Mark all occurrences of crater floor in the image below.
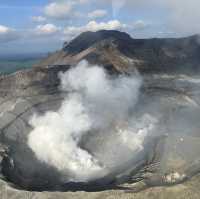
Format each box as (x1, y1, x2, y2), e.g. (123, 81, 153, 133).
(1, 68, 200, 198)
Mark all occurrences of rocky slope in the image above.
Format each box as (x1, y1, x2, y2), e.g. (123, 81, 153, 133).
(38, 30, 200, 74)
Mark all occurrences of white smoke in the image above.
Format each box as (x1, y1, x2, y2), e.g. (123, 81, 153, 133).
(28, 60, 157, 182)
(111, 0, 127, 18)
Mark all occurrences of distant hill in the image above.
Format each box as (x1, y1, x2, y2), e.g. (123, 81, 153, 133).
(38, 30, 200, 74)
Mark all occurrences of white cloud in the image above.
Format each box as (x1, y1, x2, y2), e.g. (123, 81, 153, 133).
(164, 0, 200, 34)
(86, 20, 126, 31)
(63, 20, 127, 41)
(120, 0, 200, 34)
(35, 24, 60, 35)
(0, 25, 20, 43)
(44, 2, 73, 19)
(78, 0, 89, 4)
(88, 9, 107, 19)
(32, 16, 46, 23)
(108, 0, 200, 34)
(5, 0, 200, 52)
(64, 20, 126, 39)
(133, 20, 147, 30)
(0, 25, 11, 34)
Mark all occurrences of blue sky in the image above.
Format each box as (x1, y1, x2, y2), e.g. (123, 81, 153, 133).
(0, 0, 199, 55)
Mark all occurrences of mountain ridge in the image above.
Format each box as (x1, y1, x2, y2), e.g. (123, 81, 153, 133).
(37, 30, 200, 74)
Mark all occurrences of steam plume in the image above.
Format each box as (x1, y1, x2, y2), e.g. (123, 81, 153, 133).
(28, 61, 157, 182)
(111, 0, 126, 18)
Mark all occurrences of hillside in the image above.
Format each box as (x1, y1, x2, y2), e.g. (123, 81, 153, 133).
(38, 30, 200, 74)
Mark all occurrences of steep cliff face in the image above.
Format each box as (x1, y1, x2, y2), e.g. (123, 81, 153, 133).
(38, 30, 200, 73)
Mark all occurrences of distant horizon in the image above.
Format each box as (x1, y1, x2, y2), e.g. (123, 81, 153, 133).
(0, 52, 48, 59)
(0, 0, 200, 55)
(1, 29, 199, 57)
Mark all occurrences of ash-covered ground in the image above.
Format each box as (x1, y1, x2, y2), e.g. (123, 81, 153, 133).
(0, 60, 200, 198)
